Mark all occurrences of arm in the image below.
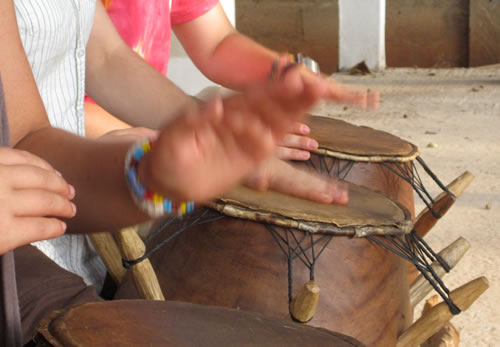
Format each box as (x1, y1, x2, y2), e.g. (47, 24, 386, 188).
(85, 2, 196, 129)
(1, 0, 334, 235)
(173, 3, 277, 91)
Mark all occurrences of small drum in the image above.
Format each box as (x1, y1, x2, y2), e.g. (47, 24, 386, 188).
(35, 300, 363, 346)
(116, 183, 414, 347)
(304, 116, 452, 224)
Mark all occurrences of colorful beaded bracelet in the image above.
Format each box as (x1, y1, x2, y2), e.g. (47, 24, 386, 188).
(124, 138, 195, 218)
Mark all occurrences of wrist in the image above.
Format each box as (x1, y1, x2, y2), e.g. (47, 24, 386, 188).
(269, 53, 320, 80)
(125, 138, 194, 217)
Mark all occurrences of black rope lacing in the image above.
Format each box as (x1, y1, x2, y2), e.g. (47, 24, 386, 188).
(122, 208, 224, 269)
(368, 231, 461, 315)
(266, 225, 333, 306)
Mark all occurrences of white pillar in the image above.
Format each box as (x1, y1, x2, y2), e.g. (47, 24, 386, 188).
(167, 1, 235, 95)
(338, 0, 386, 72)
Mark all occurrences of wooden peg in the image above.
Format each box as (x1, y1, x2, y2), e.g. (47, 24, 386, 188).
(289, 280, 320, 323)
(397, 276, 489, 347)
(89, 232, 127, 285)
(414, 171, 474, 239)
(421, 295, 460, 347)
(410, 237, 470, 309)
(117, 226, 165, 301)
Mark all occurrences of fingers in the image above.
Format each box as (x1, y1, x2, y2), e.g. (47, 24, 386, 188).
(0, 147, 55, 172)
(279, 134, 318, 151)
(290, 122, 311, 135)
(12, 190, 76, 219)
(325, 77, 380, 110)
(9, 217, 67, 247)
(267, 161, 349, 205)
(276, 146, 311, 161)
(4, 165, 75, 199)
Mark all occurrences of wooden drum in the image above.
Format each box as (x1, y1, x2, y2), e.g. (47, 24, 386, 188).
(115, 184, 414, 347)
(34, 300, 363, 346)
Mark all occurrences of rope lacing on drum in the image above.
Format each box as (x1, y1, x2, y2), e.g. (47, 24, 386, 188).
(265, 225, 333, 305)
(379, 157, 452, 219)
(307, 155, 355, 180)
(368, 231, 461, 315)
(122, 209, 224, 269)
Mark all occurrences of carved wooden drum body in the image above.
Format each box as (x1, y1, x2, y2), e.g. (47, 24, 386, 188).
(116, 183, 414, 347)
(115, 116, 458, 346)
(35, 300, 364, 347)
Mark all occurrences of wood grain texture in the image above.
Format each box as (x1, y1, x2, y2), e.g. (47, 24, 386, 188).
(397, 277, 489, 347)
(117, 227, 164, 301)
(88, 232, 126, 285)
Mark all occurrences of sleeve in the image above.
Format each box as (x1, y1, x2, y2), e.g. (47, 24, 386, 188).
(171, 0, 219, 25)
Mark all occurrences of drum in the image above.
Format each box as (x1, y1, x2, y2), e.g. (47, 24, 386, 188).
(305, 116, 452, 225)
(34, 300, 364, 346)
(303, 116, 456, 284)
(115, 183, 414, 347)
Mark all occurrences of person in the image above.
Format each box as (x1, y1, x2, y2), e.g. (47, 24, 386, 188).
(86, 0, 377, 161)
(6, 0, 372, 296)
(1, 0, 361, 342)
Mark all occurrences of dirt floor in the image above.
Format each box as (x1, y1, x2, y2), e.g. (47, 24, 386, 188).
(314, 67, 500, 346)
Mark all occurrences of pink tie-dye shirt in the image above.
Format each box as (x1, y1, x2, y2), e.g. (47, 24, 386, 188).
(104, 0, 219, 75)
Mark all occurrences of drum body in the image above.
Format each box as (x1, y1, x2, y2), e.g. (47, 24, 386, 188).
(35, 300, 363, 346)
(116, 184, 414, 346)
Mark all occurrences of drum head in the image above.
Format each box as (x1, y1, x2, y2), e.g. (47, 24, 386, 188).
(212, 183, 413, 237)
(36, 300, 363, 347)
(307, 116, 419, 162)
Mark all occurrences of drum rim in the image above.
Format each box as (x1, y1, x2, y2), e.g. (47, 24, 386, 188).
(308, 115, 420, 162)
(313, 145, 419, 163)
(209, 196, 413, 237)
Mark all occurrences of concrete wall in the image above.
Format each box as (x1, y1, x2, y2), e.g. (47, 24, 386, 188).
(236, 0, 339, 74)
(237, 0, 500, 69)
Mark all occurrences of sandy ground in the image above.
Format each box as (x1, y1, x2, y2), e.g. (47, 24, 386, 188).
(314, 67, 500, 346)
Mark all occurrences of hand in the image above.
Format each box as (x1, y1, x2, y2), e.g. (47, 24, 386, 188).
(139, 67, 331, 203)
(245, 157, 348, 205)
(0, 148, 76, 254)
(98, 127, 158, 143)
(297, 66, 380, 109)
(276, 122, 318, 161)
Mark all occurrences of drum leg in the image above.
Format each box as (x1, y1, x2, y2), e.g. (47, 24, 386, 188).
(397, 277, 489, 347)
(89, 232, 127, 285)
(117, 226, 165, 301)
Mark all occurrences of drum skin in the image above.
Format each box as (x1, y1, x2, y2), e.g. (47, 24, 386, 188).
(35, 300, 364, 347)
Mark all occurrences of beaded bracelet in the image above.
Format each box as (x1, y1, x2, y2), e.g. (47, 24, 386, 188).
(124, 138, 195, 218)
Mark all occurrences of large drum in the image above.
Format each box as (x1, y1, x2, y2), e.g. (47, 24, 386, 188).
(34, 300, 363, 346)
(116, 183, 414, 347)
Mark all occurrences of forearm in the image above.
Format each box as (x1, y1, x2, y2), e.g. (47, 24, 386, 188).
(197, 32, 278, 91)
(15, 127, 150, 233)
(85, 1, 196, 129)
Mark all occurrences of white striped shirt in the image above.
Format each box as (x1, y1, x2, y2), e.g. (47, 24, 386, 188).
(15, 0, 107, 291)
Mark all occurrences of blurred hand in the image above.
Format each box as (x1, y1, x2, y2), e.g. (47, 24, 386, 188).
(245, 157, 348, 205)
(0, 148, 76, 254)
(139, 67, 331, 203)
